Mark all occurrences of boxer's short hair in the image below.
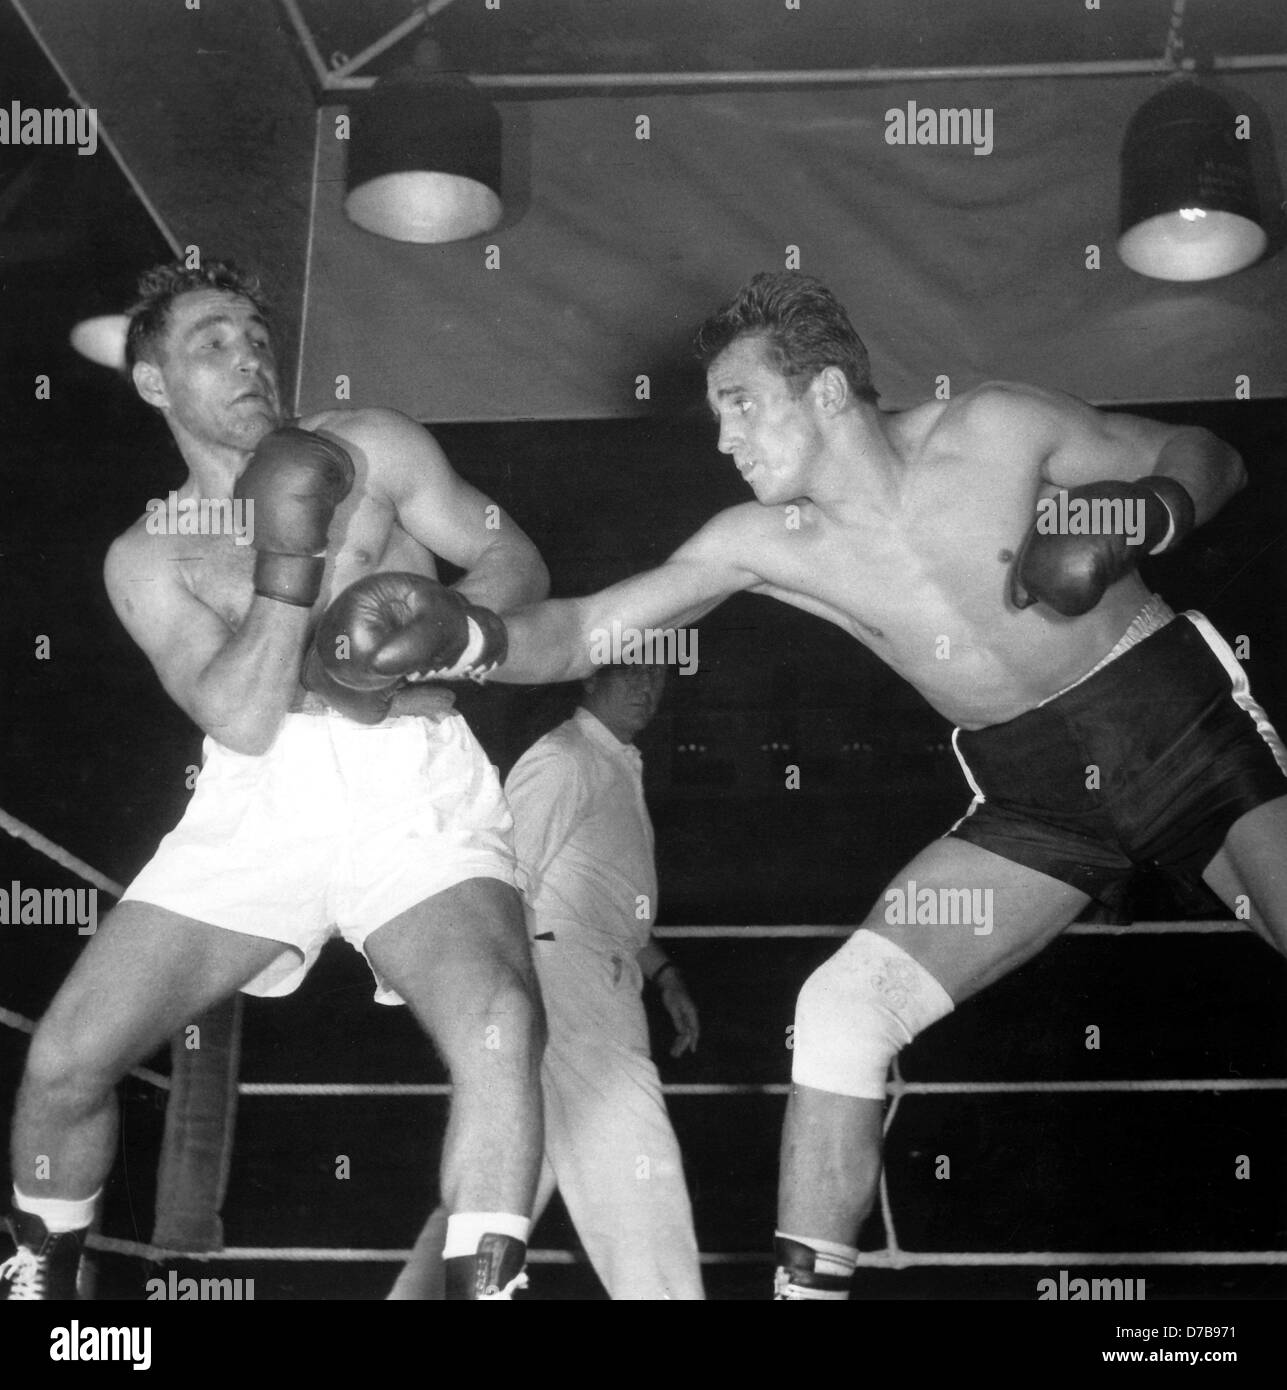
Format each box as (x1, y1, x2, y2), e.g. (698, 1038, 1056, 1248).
(125, 259, 272, 370)
(693, 271, 878, 405)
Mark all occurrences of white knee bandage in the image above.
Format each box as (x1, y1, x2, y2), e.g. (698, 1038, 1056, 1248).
(791, 930, 954, 1099)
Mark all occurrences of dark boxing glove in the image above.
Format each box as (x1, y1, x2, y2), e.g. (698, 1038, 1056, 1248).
(303, 572, 508, 724)
(300, 646, 397, 725)
(1009, 476, 1194, 617)
(234, 427, 355, 607)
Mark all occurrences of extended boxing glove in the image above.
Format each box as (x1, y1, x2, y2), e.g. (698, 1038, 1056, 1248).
(303, 571, 508, 724)
(234, 427, 355, 607)
(1009, 476, 1194, 617)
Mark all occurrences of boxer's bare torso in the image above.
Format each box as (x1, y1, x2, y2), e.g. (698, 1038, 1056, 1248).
(705, 392, 1151, 729)
(500, 333, 1235, 730)
(107, 409, 448, 717)
(102, 287, 539, 748)
(113, 410, 438, 634)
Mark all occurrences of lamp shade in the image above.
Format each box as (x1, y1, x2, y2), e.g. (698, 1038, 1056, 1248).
(344, 76, 503, 243)
(69, 313, 129, 370)
(1118, 81, 1267, 281)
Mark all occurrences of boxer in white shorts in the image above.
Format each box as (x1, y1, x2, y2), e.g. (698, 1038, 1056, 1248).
(121, 711, 517, 1005)
(3, 259, 547, 1302)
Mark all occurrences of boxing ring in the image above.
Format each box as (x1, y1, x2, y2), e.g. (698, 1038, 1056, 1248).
(3, 805, 1286, 1293)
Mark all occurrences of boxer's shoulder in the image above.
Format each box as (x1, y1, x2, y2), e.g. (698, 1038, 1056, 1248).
(895, 382, 1076, 490)
(296, 407, 452, 498)
(906, 381, 1040, 447)
(946, 380, 1100, 454)
(103, 525, 143, 604)
(297, 404, 373, 432)
(105, 513, 184, 584)
(296, 405, 433, 449)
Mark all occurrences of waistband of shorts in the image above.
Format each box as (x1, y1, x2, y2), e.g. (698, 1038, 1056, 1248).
(957, 599, 1214, 755)
(290, 689, 348, 716)
(1033, 593, 1176, 709)
(205, 709, 452, 758)
(288, 687, 459, 720)
(280, 709, 444, 727)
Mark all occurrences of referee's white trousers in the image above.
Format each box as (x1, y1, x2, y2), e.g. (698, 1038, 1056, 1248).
(531, 934, 704, 1300)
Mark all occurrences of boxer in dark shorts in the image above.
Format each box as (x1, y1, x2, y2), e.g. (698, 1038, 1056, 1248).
(489, 271, 1287, 1298)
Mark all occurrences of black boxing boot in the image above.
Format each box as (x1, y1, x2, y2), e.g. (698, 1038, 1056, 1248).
(0, 1210, 86, 1300)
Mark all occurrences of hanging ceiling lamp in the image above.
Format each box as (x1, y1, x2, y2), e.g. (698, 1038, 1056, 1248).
(69, 313, 129, 370)
(1117, 78, 1268, 282)
(343, 40, 502, 244)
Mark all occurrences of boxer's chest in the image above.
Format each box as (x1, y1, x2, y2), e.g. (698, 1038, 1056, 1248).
(173, 496, 436, 629)
(322, 496, 437, 605)
(759, 504, 1012, 647)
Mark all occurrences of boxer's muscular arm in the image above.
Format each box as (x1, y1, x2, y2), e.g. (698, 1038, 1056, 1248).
(319, 408, 549, 611)
(104, 533, 308, 754)
(977, 382, 1246, 524)
(493, 507, 761, 684)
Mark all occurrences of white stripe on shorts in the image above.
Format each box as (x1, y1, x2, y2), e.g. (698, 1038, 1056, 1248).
(1183, 610, 1287, 777)
(948, 727, 986, 831)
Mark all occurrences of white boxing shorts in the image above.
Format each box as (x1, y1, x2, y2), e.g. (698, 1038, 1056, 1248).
(120, 712, 518, 1004)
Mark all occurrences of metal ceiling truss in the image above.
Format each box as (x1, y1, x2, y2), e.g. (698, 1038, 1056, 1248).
(278, 0, 1287, 96)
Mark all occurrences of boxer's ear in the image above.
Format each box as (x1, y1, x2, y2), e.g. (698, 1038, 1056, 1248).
(132, 358, 168, 411)
(813, 365, 849, 415)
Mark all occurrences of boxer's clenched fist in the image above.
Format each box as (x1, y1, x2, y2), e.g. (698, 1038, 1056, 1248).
(234, 427, 355, 607)
(1009, 476, 1194, 617)
(303, 572, 508, 724)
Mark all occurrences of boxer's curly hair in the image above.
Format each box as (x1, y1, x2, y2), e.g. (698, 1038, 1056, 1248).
(125, 259, 271, 371)
(693, 271, 878, 405)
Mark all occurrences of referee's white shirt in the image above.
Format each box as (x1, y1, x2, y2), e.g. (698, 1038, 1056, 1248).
(506, 707, 657, 956)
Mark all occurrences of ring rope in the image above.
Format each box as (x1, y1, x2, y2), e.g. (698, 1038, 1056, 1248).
(2, 1010, 1282, 1100)
(0, 1006, 170, 1090)
(0, 807, 124, 897)
(233, 1077, 1287, 1097)
(87, 1232, 1287, 1268)
(653, 922, 1251, 937)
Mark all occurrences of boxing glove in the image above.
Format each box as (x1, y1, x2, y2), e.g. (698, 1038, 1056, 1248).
(1009, 476, 1194, 617)
(299, 646, 397, 725)
(303, 572, 508, 724)
(234, 427, 355, 607)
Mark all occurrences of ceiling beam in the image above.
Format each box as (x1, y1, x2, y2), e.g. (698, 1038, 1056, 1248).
(273, 0, 1287, 97)
(319, 55, 1287, 95)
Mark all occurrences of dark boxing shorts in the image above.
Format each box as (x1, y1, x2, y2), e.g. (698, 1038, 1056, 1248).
(948, 607, 1287, 913)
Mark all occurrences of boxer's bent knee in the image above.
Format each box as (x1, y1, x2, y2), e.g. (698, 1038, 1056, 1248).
(791, 930, 954, 1099)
